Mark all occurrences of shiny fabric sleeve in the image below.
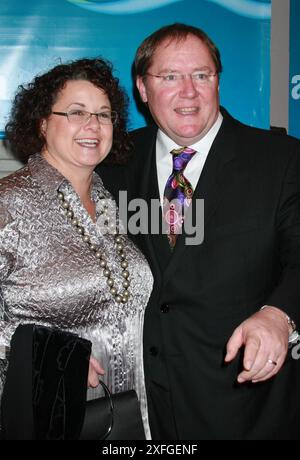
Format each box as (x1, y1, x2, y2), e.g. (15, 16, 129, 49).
(0, 204, 19, 344)
(0, 203, 19, 405)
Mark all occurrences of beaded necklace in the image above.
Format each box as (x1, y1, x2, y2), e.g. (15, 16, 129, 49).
(57, 191, 130, 303)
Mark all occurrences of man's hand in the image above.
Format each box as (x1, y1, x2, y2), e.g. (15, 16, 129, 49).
(225, 306, 290, 383)
(88, 355, 105, 388)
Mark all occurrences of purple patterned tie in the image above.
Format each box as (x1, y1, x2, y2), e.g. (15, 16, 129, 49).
(163, 147, 197, 248)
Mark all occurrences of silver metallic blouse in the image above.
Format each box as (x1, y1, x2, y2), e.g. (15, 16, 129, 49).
(0, 153, 153, 438)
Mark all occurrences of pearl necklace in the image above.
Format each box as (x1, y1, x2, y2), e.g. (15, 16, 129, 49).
(57, 190, 130, 303)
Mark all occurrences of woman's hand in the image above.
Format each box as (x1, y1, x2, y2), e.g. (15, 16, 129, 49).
(88, 355, 105, 388)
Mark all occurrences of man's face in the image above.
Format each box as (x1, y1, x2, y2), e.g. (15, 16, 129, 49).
(136, 34, 220, 146)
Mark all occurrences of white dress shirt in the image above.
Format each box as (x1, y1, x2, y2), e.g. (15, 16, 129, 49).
(156, 112, 223, 203)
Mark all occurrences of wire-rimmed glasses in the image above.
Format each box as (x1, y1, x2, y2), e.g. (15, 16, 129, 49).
(52, 109, 118, 125)
(146, 72, 217, 87)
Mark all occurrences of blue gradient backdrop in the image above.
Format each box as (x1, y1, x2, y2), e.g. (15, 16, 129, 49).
(0, 0, 271, 138)
(289, 0, 300, 139)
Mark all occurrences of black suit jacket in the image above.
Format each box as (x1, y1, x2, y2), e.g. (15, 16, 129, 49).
(98, 108, 300, 439)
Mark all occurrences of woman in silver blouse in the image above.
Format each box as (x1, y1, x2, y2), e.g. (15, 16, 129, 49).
(0, 58, 153, 438)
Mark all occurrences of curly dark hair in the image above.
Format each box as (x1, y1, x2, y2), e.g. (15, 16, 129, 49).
(5, 57, 131, 165)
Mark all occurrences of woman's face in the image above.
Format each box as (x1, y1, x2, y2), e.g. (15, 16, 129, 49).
(41, 80, 113, 172)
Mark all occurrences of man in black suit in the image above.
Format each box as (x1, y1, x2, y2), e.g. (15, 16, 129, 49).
(98, 23, 300, 439)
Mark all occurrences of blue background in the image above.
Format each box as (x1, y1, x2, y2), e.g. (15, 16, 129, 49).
(289, 0, 300, 139)
(0, 0, 271, 138)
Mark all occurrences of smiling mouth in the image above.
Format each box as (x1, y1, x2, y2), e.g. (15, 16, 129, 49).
(75, 138, 100, 148)
(174, 107, 199, 115)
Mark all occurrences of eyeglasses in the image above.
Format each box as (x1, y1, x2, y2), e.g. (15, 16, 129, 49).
(52, 109, 118, 125)
(146, 72, 217, 86)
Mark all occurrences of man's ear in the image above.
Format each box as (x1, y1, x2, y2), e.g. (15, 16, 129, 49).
(136, 77, 148, 103)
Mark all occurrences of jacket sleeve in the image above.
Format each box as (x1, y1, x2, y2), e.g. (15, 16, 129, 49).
(266, 138, 300, 323)
(0, 203, 19, 349)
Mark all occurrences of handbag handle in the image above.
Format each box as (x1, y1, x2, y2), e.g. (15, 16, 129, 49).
(98, 380, 114, 440)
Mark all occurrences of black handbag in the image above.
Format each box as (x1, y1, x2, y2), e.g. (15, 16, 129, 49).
(1, 324, 145, 440)
(80, 380, 145, 440)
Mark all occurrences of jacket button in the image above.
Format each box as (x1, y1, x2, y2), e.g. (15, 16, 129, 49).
(160, 304, 170, 313)
(149, 346, 159, 356)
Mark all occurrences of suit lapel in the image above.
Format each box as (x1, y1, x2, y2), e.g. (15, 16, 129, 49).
(193, 111, 238, 225)
(130, 127, 168, 280)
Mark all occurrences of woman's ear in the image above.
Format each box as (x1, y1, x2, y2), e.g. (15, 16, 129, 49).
(40, 119, 47, 136)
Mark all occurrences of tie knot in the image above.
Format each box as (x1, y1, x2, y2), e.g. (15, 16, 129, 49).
(170, 146, 196, 172)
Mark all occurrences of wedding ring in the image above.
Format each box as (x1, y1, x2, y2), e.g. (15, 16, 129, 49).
(267, 359, 277, 366)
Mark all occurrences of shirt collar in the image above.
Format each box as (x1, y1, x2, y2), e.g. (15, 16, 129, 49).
(28, 152, 103, 200)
